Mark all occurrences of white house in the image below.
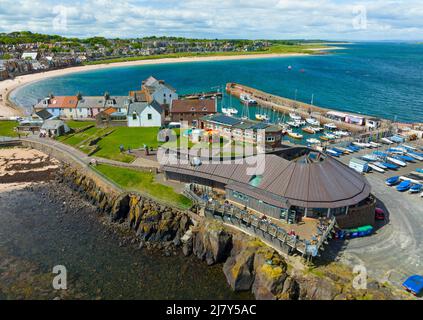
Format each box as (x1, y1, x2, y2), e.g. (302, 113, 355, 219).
(21, 52, 39, 60)
(127, 100, 163, 127)
(142, 76, 178, 105)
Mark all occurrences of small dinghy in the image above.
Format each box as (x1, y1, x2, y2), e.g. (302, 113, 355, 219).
(368, 163, 385, 173)
(409, 184, 423, 194)
(386, 176, 400, 186)
(381, 137, 394, 145)
(408, 152, 423, 161)
(361, 154, 378, 162)
(396, 180, 412, 192)
(387, 157, 407, 167)
(398, 155, 415, 162)
(374, 162, 388, 169)
(382, 162, 399, 170)
(326, 149, 341, 157)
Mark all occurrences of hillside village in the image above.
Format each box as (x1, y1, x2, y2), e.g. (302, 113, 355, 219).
(0, 32, 279, 80)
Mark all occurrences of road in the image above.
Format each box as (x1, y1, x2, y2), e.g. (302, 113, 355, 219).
(329, 141, 423, 288)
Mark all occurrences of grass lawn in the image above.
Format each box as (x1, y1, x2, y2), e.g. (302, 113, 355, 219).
(0, 121, 18, 137)
(58, 126, 101, 146)
(94, 127, 161, 163)
(95, 164, 192, 209)
(65, 120, 95, 130)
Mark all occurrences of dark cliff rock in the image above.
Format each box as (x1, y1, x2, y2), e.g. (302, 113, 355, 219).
(192, 221, 233, 265)
(57, 165, 404, 301)
(58, 166, 193, 245)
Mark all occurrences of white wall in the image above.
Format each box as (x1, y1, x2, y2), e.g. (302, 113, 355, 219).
(152, 86, 178, 105)
(127, 105, 162, 127)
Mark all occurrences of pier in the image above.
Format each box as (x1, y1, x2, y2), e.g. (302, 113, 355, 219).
(226, 82, 392, 134)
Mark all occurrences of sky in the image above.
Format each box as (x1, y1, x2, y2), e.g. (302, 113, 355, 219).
(0, 0, 422, 41)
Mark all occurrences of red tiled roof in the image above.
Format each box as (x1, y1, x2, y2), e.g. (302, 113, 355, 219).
(104, 107, 117, 115)
(171, 99, 216, 114)
(48, 96, 78, 109)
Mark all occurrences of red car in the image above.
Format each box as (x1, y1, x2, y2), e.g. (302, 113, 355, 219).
(375, 208, 385, 220)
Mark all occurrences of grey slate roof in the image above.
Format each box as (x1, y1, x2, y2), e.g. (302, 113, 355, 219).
(77, 96, 105, 109)
(128, 99, 162, 115)
(35, 109, 53, 120)
(162, 154, 371, 209)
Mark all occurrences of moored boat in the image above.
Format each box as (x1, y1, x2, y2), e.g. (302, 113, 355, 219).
(255, 114, 269, 121)
(302, 126, 316, 134)
(306, 118, 320, 126)
(324, 123, 337, 130)
(287, 130, 303, 139)
(333, 130, 350, 137)
(287, 121, 301, 128)
(306, 138, 321, 145)
(289, 112, 302, 121)
(240, 93, 257, 106)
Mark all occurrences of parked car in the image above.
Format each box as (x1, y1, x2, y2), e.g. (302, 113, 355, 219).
(375, 208, 385, 221)
(402, 275, 423, 296)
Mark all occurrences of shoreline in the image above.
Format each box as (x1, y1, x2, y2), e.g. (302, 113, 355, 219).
(0, 52, 311, 118)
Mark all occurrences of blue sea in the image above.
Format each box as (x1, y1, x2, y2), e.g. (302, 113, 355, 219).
(11, 42, 423, 123)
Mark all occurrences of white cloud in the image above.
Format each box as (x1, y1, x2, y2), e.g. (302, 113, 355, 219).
(0, 0, 422, 40)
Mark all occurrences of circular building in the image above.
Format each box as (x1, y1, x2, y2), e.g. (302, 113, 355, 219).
(162, 151, 376, 229)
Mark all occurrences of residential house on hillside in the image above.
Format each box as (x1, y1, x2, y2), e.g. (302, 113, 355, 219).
(76, 96, 106, 118)
(0, 60, 8, 80)
(96, 107, 127, 127)
(141, 76, 178, 105)
(21, 52, 40, 60)
(127, 100, 163, 127)
(40, 120, 70, 137)
(170, 99, 217, 126)
(34, 96, 79, 118)
(34, 94, 130, 119)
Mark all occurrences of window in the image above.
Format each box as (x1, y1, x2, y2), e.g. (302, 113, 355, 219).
(266, 136, 275, 142)
(132, 113, 137, 120)
(147, 113, 152, 120)
(233, 191, 249, 202)
(248, 175, 263, 187)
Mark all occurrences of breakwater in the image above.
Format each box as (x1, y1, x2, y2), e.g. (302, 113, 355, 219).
(226, 82, 391, 134)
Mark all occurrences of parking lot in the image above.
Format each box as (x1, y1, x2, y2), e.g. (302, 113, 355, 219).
(328, 141, 423, 289)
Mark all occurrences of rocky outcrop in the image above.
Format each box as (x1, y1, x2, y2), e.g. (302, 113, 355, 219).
(58, 166, 193, 245)
(57, 165, 404, 301)
(191, 221, 233, 265)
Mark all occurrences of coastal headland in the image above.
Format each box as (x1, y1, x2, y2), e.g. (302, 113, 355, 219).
(0, 139, 411, 300)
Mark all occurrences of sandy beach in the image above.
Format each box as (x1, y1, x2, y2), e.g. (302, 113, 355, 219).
(0, 52, 310, 118)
